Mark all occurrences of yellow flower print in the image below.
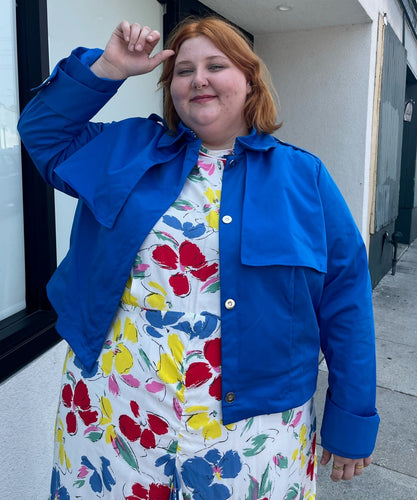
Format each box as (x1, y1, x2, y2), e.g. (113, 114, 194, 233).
(121, 276, 139, 307)
(185, 405, 222, 440)
(157, 334, 185, 401)
(99, 396, 117, 444)
(123, 317, 138, 343)
(204, 187, 221, 230)
(304, 491, 316, 500)
(55, 417, 71, 471)
(145, 281, 170, 310)
(62, 348, 74, 375)
(292, 423, 308, 468)
(101, 318, 134, 376)
(299, 424, 308, 449)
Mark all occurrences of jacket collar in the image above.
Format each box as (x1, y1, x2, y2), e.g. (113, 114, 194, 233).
(156, 116, 278, 153)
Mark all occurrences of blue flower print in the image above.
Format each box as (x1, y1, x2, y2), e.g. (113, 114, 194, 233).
(50, 467, 70, 500)
(173, 311, 220, 339)
(74, 456, 115, 495)
(162, 215, 206, 239)
(145, 310, 185, 338)
(182, 449, 242, 500)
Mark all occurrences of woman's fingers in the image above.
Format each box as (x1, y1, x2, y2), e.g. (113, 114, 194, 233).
(322, 450, 372, 482)
(119, 20, 131, 43)
(330, 457, 371, 482)
(95, 21, 174, 78)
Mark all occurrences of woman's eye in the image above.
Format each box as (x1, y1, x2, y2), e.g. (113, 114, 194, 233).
(209, 65, 224, 71)
(177, 69, 193, 76)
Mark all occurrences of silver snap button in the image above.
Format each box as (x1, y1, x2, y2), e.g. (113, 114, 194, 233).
(222, 215, 232, 224)
(225, 392, 235, 403)
(225, 299, 236, 310)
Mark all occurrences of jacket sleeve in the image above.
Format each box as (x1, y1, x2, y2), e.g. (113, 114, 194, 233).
(17, 47, 124, 196)
(317, 162, 380, 459)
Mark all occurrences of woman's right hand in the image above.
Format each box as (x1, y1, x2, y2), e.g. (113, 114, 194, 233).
(90, 21, 175, 80)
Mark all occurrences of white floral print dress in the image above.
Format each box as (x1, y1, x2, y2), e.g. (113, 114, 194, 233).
(50, 146, 317, 500)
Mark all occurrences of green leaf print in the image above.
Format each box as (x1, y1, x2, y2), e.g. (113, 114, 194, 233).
(246, 475, 259, 499)
(284, 484, 300, 500)
(188, 173, 208, 183)
(202, 281, 221, 294)
(167, 440, 179, 454)
(281, 409, 294, 425)
(259, 466, 273, 497)
(114, 434, 139, 471)
(132, 254, 148, 279)
(171, 199, 195, 211)
(85, 430, 104, 442)
(243, 433, 269, 457)
(73, 479, 85, 488)
(275, 453, 289, 469)
(152, 230, 179, 247)
(240, 417, 254, 437)
(138, 348, 152, 369)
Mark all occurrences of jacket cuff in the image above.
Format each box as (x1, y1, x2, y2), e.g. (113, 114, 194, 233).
(34, 47, 124, 122)
(320, 391, 380, 459)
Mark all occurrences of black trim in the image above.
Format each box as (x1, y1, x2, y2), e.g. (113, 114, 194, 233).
(164, 0, 253, 44)
(0, 0, 59, 383)
(398, 0, 417, 41)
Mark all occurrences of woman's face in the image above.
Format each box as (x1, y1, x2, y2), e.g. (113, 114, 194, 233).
(170, 35, 251, 149)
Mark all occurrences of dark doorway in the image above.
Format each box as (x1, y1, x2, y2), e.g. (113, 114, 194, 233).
(395, 67, 417, 244)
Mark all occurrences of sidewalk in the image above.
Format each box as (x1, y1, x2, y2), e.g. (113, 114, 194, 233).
(315, 240, 417, 499)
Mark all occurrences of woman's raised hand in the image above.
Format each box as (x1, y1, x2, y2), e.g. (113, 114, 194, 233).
(90, 21, 175, 80)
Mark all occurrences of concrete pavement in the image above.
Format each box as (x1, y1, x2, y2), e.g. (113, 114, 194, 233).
(315, 240, 417, 499)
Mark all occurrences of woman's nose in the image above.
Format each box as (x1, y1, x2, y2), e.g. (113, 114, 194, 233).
(192, 70, 208, 89)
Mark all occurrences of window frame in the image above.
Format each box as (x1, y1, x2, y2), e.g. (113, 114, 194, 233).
(1, 0, 253, 383)
(0, 0, 59, 383)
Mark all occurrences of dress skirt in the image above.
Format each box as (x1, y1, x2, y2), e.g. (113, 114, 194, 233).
(50, 147, 317, 499)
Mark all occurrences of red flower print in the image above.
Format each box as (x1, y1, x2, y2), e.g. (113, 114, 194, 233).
(125, 482, 171, 500)
(119, 401, 169, 449)
(152, 241, 218, 297)
(185, 362, 212, 388)
(307, 433, 317, 480)
(205, 338, 222, 400)
(184, 338, 222, 400)
(61, 380, 98, 435)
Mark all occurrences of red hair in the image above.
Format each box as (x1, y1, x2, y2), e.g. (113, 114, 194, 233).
(159, 16, 281, 134)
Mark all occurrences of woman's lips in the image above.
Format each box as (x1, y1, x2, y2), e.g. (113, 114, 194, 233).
(190, 95, 216, 103)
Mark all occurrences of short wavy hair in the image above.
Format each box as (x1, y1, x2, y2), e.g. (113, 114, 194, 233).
(158, 16, 281, 134)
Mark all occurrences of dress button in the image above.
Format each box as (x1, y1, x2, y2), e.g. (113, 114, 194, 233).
(225, 298, 236, 309)
(222, 215, 232, 224)
(225, 392, 235, 403)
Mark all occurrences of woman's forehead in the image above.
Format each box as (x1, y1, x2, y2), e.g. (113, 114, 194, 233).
(175, 35, 227, 62)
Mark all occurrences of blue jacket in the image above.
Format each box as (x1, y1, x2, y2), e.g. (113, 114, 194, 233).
(18, 47, 379, 458)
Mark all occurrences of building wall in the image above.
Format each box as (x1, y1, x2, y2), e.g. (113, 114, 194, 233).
(0, 1, 163, 499)
(255, 23, 373, 233)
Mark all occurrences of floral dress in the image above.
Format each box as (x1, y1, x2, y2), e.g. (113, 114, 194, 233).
(50, 147, 317, 500)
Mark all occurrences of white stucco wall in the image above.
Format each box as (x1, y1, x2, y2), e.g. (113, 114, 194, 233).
(255, 22, 373, 232)
(0, 1, 163, 499)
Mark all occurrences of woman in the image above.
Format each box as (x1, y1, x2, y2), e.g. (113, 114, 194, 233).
(18, 17, 379, 499)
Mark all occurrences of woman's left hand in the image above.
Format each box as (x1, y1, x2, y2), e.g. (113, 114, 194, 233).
(320, 448, 372, 482)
